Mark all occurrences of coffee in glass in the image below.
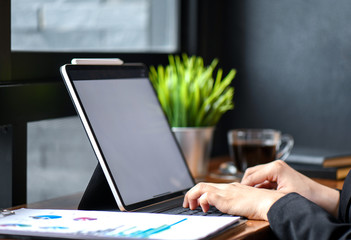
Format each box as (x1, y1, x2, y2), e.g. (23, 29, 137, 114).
(228, 129, 294, 173)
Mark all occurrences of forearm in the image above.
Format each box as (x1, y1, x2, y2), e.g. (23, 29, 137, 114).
(307, 180, 340, 218)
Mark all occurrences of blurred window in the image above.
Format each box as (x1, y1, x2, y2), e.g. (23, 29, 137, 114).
(27, 117, 97, 203)
(11, 0, 179, 52)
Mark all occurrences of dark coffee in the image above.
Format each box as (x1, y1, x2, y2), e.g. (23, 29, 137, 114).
(230, 144, 277, 172)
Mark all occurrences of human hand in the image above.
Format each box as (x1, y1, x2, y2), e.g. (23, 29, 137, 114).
(241, 160, 340, 217)
(183, 182, 285, 220)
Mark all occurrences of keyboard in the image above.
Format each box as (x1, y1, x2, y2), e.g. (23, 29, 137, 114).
(162, 206, 232, 217)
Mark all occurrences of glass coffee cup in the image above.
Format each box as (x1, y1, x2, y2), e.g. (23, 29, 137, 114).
(227, 129, 294, 174)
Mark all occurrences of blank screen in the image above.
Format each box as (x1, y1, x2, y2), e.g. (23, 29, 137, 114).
(73, 78, 194, 206)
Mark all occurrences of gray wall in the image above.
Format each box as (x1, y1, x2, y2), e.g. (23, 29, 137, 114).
(210, 0, 351, 155)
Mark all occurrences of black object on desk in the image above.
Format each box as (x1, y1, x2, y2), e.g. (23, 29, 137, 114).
(78, 164, 118, 211)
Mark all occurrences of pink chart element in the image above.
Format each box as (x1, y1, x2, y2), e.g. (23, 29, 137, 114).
(74, 217, 98, 221)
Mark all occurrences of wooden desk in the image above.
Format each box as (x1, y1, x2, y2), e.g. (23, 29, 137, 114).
(6, 156, 344, 240)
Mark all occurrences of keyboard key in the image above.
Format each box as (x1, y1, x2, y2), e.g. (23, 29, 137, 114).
(162, 206, 233, 217)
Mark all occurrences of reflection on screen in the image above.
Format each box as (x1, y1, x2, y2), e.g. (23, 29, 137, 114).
(73, 78, 194, 205)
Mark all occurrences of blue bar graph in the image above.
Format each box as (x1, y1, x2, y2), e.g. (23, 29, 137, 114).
(111, 218, 187, 238)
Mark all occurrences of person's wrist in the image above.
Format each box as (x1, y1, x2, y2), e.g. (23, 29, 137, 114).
(260, 191, 286, 221)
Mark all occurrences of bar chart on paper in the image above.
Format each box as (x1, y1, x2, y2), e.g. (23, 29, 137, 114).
(0, 208, 240, 239)
(110, 218, 187, 238)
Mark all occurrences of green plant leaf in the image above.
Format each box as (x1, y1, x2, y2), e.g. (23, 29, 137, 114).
(149, 53, 236, 127)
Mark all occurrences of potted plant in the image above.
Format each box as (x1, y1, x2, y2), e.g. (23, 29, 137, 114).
(149, 54, 236, 179)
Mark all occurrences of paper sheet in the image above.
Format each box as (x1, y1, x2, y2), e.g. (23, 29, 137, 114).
(0, 208, 240, 239)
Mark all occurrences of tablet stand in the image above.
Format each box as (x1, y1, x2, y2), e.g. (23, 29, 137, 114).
(78, 164, 119, 211)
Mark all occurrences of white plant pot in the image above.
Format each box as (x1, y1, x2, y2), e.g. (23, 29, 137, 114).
(172, 127, 215, 180)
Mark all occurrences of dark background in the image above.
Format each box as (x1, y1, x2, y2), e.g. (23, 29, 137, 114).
(198, 1, 351, 156)
(2, 0, 351, 207)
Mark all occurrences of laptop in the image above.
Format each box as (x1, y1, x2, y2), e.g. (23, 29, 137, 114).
(60, 63, 243, 221)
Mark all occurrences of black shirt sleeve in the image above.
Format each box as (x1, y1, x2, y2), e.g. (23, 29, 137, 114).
(268, 192, 351, 240)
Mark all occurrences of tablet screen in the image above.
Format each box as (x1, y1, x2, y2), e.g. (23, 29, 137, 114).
(63, 65, 194, 209)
